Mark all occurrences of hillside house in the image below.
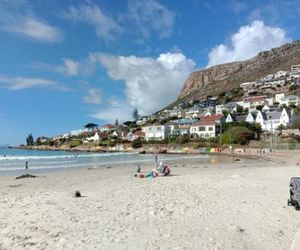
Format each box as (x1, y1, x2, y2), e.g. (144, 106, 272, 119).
(84, 132, 101, 143)
(291, 64, 300, 78)
(100, 124, 117, 133)
(255, 108, 292, 132)
(243, 95, 267, 111)
(279, 95, 299, 107)
(190, 114, 224, 139)
(142, 125, 171, 141)
(225, 114, 247, 123)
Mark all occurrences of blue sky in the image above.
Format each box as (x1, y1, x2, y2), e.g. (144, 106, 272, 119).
(0, 0, 299, 145)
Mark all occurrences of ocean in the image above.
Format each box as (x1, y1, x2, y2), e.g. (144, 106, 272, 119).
(0, 148, 211, 176)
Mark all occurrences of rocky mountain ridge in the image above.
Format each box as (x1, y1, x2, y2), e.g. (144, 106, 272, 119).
(178, 41, 300, 101)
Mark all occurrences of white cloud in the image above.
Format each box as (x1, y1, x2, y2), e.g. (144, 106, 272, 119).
(60, 59, 79, 76)
(7, 17, 62, 42)
(128, 0, 176, 39)
(30, 53, 99, 77)
(0, 75, 67, 90)
(64, 3, 122, 41)
(0, 1, 62, 42)
(207, 20, 290, 67)
(83, 88, 102, 104)
(99, 52, 195, 114)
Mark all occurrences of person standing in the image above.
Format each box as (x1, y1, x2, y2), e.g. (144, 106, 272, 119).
(25, 161, 28, 171)
(154, 154, 158, 168)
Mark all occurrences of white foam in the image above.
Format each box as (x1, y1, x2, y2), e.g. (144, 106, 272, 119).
(0, 152, 138, 161)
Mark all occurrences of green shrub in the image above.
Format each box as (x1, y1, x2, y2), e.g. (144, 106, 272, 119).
(289, 85, 299, 91)
(69, 140, 82, 148)
(222, 127, 255, 145)
(131, 139, 143, 148)
(99, 139, 116, 147)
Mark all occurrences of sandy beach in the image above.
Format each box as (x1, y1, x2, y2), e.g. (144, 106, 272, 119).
(1, 152, 300, 250)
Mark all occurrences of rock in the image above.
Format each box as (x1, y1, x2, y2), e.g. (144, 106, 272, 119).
(236, 226, 245, 233)
(178, 41, 300, 101)
(74, 190, 81, 198)
(16, 174, 37, 179)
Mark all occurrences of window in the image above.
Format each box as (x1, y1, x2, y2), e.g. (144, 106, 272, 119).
(199, 127, 205, 131)
(157, 127, 161, 131)
(208, 127, 213, 131)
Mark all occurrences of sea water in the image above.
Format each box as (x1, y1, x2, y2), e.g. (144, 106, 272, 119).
(0, 148, 210, 176)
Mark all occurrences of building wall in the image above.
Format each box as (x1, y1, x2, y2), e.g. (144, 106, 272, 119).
(144, 125, 170, 141)
(190, 125, 216, 138)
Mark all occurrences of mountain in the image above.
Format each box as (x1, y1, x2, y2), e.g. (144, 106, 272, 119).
(178, 41, 300, 102)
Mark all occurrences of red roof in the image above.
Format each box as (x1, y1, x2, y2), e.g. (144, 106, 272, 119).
(201, 114, 223, 121)
(197, 121, 216, 126)
(192, 114, 223, 126)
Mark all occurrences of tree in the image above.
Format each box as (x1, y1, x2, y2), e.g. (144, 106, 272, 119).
(236, 106, 243, 114)
(132, 108, 139, 121)
(26, 134, 34, 146)
(115, 118, 119, 126)
(277, 124, 285, 132)
(256, 105, 263, 111)
(131, 139, 143, 148)
(84, 123, 98, 131)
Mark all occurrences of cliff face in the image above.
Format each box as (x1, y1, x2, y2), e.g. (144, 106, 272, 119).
(179, 41, 300, 101)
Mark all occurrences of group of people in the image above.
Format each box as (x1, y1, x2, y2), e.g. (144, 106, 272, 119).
(134, 155, 171, 178)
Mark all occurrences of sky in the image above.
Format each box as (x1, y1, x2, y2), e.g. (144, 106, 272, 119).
(0, 0, 299, 145)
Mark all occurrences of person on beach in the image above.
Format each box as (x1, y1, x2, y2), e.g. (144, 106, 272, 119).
(25, 161, 28, 171)
(137, 165, 141, 173)
(154, 154, 158, 168)
(134, 162, 171, 178)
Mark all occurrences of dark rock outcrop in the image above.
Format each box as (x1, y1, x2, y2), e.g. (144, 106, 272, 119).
(179, 41, 300, 101)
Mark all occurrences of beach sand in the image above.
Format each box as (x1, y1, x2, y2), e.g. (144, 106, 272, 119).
(1, 152, 300, 250)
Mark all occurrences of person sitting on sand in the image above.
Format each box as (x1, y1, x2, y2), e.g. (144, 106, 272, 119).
(153, 162, 166, 175)
(135, 162, 170, 178)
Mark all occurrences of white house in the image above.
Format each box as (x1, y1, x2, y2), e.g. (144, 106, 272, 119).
(142, 125, 171, 141)
(255, 108, 292, 132)
(279, 95, 299, 107)
(70, 129, 88, 136)
(243, 96, 267, 112)
(274, 71, 288, 79)
(215, 104, 225, 115)
(275, 93, 285, 103)
(291, 65, 300, 77)
(190, 114, 223, 138)
(190, 121, 218, 139)
(100, 124, 117, 133)
(185, 106, 201, 119)
(245, 113, 256, 123)
(84, 132, 100, 143)
(136, 116, 149, 125)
